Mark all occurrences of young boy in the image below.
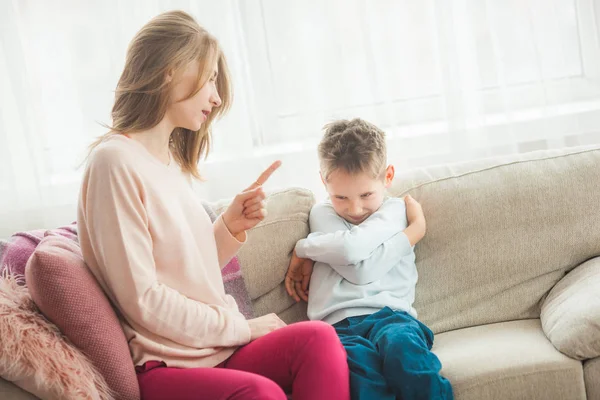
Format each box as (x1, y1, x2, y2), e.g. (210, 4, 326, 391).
(286, 118, 453, 400)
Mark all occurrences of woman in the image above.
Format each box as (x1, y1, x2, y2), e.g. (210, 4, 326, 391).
(78, 10, 349, 400)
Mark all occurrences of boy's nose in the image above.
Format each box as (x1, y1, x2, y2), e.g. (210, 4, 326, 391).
(349, 203, 362, 215)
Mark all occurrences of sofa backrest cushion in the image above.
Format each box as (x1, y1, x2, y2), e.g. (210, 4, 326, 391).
(389, 146, 600, 333)
(212, 188, 314, 322)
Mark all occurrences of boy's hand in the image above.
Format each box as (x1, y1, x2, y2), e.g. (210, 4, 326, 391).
(285, 250, 314, 302)
(222, 161, 282, 240)
(404, 195, 427, 246)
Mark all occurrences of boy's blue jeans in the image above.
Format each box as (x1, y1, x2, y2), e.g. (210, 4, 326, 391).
(333, 307, 454, 400)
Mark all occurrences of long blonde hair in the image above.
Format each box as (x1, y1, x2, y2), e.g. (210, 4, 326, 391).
(89, 10, 232, 179)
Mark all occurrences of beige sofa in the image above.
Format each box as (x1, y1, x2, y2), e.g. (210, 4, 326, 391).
(2, 145, 600, 399)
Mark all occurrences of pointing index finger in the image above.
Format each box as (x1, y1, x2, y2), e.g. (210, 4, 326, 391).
(248, 160, 282, 190)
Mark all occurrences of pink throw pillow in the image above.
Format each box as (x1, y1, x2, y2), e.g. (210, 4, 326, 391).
(25, 235, 140, 400)
(0, 273, 112, 399)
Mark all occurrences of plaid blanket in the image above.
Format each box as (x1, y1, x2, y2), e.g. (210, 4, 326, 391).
(0, 223, 77, 278)
(201, 202, 254, 319)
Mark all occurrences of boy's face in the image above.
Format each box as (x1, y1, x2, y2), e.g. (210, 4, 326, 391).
(323, 165, 395, 225)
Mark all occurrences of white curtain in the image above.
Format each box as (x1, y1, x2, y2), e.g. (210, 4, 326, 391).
(1, 0, 600, 237)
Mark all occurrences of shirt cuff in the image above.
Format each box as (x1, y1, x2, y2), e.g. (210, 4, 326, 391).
(233, 314, 252, 345)
(398, 232, 413, 256)
(295, 239, 308, 259)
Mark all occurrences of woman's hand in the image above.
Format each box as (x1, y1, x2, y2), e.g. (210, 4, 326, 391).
(222, 161, 282, 240)
(247, 313, 287, 341)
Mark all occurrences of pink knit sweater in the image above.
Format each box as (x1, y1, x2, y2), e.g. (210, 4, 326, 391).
(77, 135, 251, 368)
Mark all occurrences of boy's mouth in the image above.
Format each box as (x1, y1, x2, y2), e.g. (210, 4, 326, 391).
(348, 214, 367, 223)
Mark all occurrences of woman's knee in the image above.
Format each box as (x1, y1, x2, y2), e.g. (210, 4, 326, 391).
(294, 321, 346, 359)
(236, 375, 286, 400)
(294, 320, 336, 336)
(297, 321, 340, 344)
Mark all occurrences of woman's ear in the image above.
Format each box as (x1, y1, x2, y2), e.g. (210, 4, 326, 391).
(165, 69, 174, 84)
(384, 165, 395, 188)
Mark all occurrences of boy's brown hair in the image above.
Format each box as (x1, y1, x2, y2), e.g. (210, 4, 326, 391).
(318, 118, 387, 181)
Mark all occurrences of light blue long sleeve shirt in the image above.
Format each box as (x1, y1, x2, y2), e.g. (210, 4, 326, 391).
(295, 197, 418, 325)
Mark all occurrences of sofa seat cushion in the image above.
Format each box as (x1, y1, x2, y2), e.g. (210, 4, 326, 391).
(0, 377, 38, 400)
(434, 319, 586, 400)
(584, 357, 600, 400)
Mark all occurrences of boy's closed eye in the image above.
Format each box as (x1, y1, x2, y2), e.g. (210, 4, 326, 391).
(334, 193, 372, 200)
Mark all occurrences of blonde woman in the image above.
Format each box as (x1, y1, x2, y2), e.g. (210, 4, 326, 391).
(77, 10, 349, 400)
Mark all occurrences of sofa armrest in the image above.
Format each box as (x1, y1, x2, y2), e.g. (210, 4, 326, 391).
(541, 256, 600, 360)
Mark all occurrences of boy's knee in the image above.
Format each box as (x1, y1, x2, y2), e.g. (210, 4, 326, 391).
(378, 323, 428, 350)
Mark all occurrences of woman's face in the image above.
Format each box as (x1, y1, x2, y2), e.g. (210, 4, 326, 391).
(166, 60, 222, 131)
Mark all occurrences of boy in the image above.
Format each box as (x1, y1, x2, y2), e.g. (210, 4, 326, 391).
(286, 118, 453, 400)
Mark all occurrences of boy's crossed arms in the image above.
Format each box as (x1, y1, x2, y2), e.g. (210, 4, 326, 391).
(286, 195, 426, 302)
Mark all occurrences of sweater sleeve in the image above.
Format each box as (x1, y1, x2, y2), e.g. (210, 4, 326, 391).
(328, 232, 412, 284)
(296, 200, 407, 263)
(213, 215, 245, 268)
(295, 200, 412, 284)
(81, 148, 251, 349)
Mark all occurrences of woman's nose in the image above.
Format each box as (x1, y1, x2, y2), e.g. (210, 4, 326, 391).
(211, 90, 222, 107)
